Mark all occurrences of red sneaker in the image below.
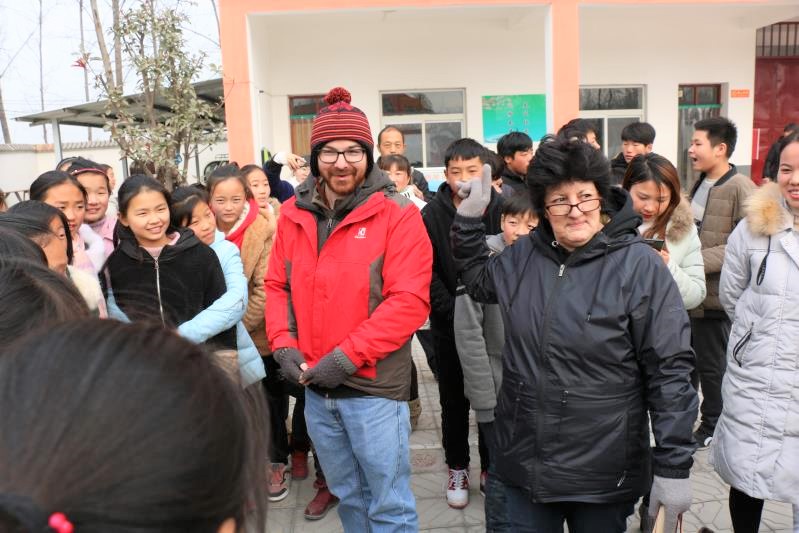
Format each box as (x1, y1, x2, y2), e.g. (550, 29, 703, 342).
(303, 478, 339, 520)
(267, 463, 289, 502)
(291, 451, 309, 480)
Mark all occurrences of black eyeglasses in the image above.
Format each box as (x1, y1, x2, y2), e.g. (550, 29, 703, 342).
(318, 148, 366, 164)
(545, 198, 601, 216)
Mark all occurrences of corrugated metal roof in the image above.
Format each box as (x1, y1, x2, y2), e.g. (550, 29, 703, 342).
(0, 140, 118, 152)
(15, 78, 224, 128)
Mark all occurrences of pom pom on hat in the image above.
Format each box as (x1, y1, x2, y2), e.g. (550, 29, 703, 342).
(324, 87, 352, 106)
(310, 86, 373, 150)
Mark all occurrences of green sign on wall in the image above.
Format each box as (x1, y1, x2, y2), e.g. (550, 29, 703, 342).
(482, 94, 547, 144)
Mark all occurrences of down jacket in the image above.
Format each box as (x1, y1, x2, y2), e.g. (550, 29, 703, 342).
(265, 169, 432, 401)
(104, 228, 236, 350)
(662, 197, 706, 310)
(178, 230, 266, 387)
(452, 187, 698, 503)
(689, 166, 755, 316)
(711, 183, 799, 505)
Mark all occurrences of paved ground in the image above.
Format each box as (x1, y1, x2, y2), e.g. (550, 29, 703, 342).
(265, 339, 795, 532)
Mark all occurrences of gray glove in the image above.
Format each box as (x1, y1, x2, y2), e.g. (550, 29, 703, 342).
(274, 347, 306, 386)
(648, 475, 692, 533)
(302, 348, 357, 389)
(455, 163, 492, 218)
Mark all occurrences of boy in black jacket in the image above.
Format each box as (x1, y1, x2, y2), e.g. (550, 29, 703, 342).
(497, 131, 533, 198)
(421, 138, 503, 509)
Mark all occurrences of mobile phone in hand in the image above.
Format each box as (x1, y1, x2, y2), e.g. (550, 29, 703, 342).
(644, 238, 665, 251)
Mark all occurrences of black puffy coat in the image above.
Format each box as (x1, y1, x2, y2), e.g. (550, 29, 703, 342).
(105, 228, 236, 350)
(452, 187, 697, 503)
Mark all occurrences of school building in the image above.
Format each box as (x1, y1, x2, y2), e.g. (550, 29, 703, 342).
(219, 0, 799, 187)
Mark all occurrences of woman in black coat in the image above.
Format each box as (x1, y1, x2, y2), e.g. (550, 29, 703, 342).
(451, 136, 698, 533)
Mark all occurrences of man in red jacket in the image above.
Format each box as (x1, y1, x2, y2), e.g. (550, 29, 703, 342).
(265, 87, 432, 532)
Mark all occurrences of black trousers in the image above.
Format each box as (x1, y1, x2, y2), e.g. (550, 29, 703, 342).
(433, 327, 487, 469)
(729, 487, 764, 533)
(504, 486, 634, 533)
(263, 356, 290, 464)
(410, 360, 419, 401)
(690, 315, 732, 433)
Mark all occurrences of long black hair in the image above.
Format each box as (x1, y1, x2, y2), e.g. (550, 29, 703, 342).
(7, 201, 75, 264)
(0, 258, 88, 346)
(0, 319, 268, 532)
(170, 186, 210, 228)
(0, 227, 48, 264)
(29, 170, 87, 203)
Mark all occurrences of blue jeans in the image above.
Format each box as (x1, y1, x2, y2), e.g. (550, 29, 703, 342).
(304, 388, 417, 532)
(504, 485, 634, 533)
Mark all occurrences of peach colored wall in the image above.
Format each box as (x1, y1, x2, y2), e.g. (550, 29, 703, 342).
(220, 0, 770, 164)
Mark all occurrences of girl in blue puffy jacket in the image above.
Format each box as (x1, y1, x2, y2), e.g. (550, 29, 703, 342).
(169, 186, 266, 388)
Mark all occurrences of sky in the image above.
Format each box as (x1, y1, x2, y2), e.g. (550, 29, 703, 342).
(0, 0, 222, 145)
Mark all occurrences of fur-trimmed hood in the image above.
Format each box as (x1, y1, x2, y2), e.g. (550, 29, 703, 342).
(666, 196, 694, 243)
(745, 182, 793, 237)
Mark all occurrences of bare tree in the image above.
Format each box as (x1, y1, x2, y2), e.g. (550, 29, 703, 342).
(79, 0, 92, 141)
(0, 27, 37, 144)
(38, 0, 47, 143)
(89, 0, 119, 95)
(112, 0, 123, 87)
(0, 83, 10, 143)
(88, 0, 223, 189)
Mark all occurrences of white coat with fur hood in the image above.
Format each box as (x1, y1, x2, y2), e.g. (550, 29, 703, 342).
(663, 197, 706, 310)
(711, 182, 799, 505)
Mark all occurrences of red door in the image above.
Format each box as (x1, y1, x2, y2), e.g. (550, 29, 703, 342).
(753, 58, 799, 182)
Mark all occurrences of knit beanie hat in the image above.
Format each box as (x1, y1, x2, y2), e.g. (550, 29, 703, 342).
(310, 87, 373, 151)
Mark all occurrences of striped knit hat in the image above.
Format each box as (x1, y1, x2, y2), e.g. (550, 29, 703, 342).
(310, 87, 373, 150)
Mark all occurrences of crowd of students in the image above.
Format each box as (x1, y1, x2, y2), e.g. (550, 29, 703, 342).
(0, 85, 797, 533)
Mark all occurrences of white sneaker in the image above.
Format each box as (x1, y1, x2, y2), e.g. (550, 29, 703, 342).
(446, 468, 469, 509)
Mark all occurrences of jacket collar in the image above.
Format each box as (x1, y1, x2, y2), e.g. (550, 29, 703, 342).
(665, 196, 694, 242)
(116, 227, 199, 262)
(294, 166, 393, 218)
(690, 164, 738, 197)
(745, 182, 794, 237)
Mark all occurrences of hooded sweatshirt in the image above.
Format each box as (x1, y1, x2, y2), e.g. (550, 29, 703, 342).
(104, 227, 236, 350)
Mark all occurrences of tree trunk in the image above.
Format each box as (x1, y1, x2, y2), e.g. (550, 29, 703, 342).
(79, 0, 92, 141)
(0, 81, 11, 143)
(112, 0, 123, 88)
(90, 0, 116, 93)
(38, 0, 47, 143)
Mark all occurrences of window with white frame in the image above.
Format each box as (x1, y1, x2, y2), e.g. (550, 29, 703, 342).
(579, 86, 645, 159)
(380, 89, 465, 168)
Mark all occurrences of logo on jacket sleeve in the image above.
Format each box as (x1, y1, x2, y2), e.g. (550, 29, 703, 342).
(355, 227, 367, 239)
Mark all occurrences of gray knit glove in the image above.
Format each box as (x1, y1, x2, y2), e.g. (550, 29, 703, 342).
(648, 476, 692, 533)
(455, 164, 492, 218)
(274, 347, 306, 386)
(301, 348, 357, 389)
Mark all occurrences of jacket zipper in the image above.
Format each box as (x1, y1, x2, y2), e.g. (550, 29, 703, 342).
(154, 257, 165, 326)
(533, 259, 572, 499)
(732, 324, 753, 366)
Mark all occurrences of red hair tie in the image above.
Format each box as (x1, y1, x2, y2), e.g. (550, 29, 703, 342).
(49, 512, 74, 533)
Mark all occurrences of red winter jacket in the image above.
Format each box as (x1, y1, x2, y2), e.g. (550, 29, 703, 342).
(265, 170, 432, 400)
